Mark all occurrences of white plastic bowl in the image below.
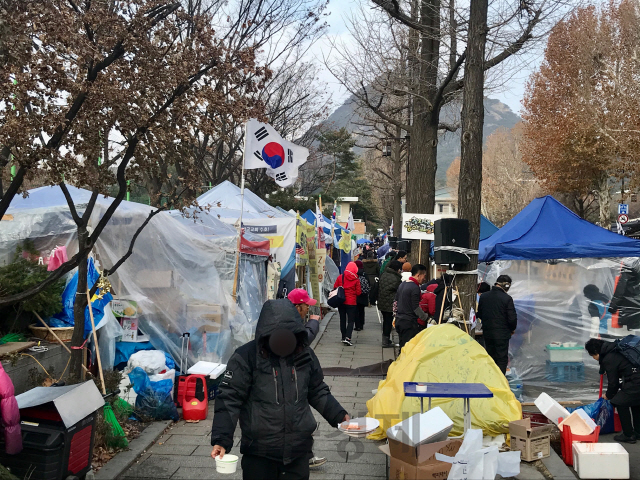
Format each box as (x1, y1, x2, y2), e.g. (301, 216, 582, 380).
(215, 454, 239, 474)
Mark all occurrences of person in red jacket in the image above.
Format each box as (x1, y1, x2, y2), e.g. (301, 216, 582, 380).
(419, 283, 438, 317)
(334, 261, 362, 346)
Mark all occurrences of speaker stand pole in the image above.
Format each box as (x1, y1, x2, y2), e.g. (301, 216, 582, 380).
(418, 239, 422, 264)
(438, 284, 447, 325)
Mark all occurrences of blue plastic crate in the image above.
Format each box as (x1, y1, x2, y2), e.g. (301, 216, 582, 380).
(545, 360, 585, 383)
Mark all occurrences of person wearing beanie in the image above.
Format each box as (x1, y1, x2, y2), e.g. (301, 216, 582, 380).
(401, 262, 413, 282)
(354, 260, 370, 332)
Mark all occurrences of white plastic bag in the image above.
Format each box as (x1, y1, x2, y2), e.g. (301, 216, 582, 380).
(436, 429, 520, 480)
(128, 350, 167, 375)
(497, 451, 521, 478)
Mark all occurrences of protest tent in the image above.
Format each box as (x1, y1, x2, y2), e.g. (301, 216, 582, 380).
(479, 195, 640, 262)
(1, 185, 265, 368)
(480, 215, 499, 241)
(300, 209, 348, 242)
(197, 181, 297, 294)
(477, 196, 640, 401)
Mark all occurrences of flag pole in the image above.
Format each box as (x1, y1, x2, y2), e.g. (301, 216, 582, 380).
(232, 123, 248, 300)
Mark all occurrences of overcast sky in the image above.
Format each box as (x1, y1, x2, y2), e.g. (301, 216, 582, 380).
(312, 0, 544, 116)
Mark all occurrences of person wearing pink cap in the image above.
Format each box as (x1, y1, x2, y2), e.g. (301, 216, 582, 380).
(288, 288, 321, 343)
(287, 288, 327, 469)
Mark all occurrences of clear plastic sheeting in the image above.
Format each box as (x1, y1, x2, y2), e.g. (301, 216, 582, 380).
(479, 257, 640, 401)
(1, 185, 268, 367)
(97, 305, 124, 371)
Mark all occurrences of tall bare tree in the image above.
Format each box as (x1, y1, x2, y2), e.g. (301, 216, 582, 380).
(329, 0, 566, 262)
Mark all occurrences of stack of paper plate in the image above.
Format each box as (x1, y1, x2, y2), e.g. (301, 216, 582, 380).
(338, 417, 380, 438)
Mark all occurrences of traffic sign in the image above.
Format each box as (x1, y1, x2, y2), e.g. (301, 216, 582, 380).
(619, 204, 629, 215)
(619, 214, 629, 224)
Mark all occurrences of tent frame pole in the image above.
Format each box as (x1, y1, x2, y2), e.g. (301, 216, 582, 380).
(232, 124, 248, 300)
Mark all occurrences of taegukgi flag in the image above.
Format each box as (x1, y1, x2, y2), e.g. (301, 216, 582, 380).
(244, 118, 309, 187)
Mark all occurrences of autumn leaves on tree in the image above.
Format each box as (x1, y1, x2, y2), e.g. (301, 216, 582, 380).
(522, 0, 640, 226)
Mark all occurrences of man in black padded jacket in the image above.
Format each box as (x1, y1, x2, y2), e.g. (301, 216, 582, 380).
(477, 275, 518, 374)
(211, 299, 349, 480)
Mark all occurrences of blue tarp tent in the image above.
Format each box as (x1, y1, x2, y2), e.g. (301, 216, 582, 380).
(479, 195, 640, 262)
(480, 215, 499, 241)
(300, 209, 347, 240)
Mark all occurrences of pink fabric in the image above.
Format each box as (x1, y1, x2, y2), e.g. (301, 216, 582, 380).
(47, 246, 68, 271)
(0, 364, 21, 454)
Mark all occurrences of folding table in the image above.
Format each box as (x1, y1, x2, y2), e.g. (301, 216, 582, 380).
(404, 382, 494, 433)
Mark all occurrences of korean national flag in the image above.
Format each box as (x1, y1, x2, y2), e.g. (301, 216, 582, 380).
(244, 119, 309, 187)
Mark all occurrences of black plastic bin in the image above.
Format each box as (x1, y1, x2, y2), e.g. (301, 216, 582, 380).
(0, 409, 97, 480)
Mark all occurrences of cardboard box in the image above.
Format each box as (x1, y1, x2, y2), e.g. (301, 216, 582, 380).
(186, 303, 224, 331)
(111, 299, 140, 318)
(381, 438, 463, 480)
(509, 418, 553, 462)
(120, 317, 139, 342)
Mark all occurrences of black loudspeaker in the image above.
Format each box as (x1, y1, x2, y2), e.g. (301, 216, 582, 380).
(388, 236, 398, 248)
(398, 240, 412, 254)
(434, 219, 470, 265)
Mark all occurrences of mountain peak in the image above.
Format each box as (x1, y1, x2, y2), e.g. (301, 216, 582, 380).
(320, 96, 522, 182)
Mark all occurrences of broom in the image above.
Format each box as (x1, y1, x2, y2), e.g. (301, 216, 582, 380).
(87, 290, 128, 449)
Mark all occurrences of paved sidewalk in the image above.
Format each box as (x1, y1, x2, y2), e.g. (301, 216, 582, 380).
(118, 306, 392, 480)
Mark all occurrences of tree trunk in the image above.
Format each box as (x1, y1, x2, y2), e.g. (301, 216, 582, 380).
(407, 114, 439, 265)
(393, 125, 403, 234)
(70, 226, 90, 381)
(456, 0, 488, 321)
(597, 174, 611, 227)
(404, 0, 441, 267)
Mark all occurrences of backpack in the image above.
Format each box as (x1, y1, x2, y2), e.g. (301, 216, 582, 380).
(359, 274, 371, 295)
(614, 335, 640, 367)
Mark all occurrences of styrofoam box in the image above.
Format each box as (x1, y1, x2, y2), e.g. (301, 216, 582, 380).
(534, 393, 570, 425)
(386, 407, 453, 447)
(573, 442, 629, 479)
(559, 410, 597, 435)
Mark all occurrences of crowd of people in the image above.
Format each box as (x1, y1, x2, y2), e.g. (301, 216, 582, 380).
(209, 240, 640, 479)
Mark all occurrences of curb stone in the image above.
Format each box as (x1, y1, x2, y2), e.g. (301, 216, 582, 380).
(311, 310, 335, 350)
(541, 448, 577, 480)
(93, 420, 172, 480)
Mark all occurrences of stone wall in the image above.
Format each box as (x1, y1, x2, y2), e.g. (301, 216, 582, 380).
(2, 344, 72, 395)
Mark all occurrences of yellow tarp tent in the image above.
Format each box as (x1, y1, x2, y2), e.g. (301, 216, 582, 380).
(366, 324, 522, 438)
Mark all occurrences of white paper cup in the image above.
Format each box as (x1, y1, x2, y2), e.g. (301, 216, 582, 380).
(416, 384, 427, 393)
(215, 454, 239, 474)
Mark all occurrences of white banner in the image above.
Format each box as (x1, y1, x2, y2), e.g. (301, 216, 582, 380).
(220, 216, 296, 266)
(401, 213, 442, 240)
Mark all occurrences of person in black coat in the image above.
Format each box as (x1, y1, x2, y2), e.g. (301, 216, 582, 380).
(211, 299, 349, 480)
(476, 275, 517, 374)
(355, 260, 370, 331)
(609, 258, 640, 330)
(377, 260, 403, 347)
(586, 338, 640, 443)
(395, 264, 429, 349)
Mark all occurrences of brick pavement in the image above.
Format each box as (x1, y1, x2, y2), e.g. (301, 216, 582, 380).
(118, 306, 394, 479)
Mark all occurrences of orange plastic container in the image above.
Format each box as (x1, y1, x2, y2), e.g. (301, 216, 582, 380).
(181, 375, 208, 421)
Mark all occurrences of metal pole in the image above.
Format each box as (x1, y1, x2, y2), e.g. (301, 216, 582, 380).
(232, 123, 248, 299)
